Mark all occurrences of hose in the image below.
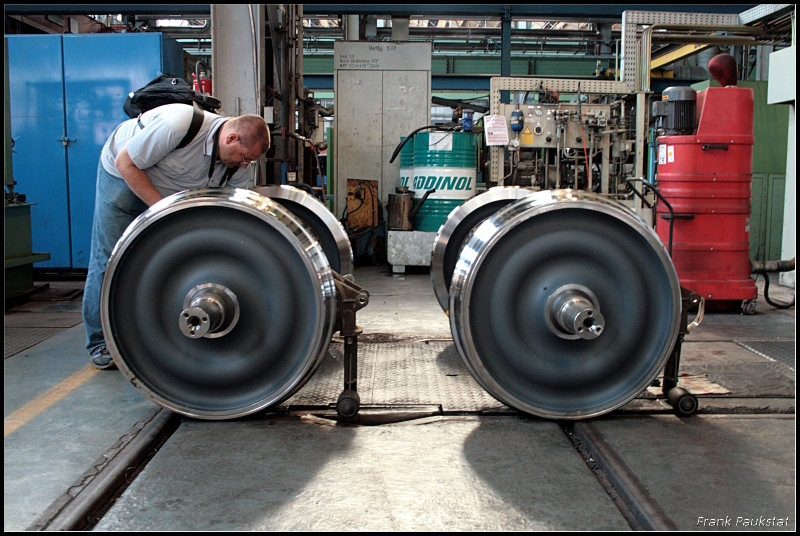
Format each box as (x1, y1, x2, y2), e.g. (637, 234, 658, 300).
(756, 272, 795, 309)
(389, 125, 455, 164)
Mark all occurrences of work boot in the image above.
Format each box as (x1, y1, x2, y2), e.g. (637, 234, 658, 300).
(90, 347, 117, 370)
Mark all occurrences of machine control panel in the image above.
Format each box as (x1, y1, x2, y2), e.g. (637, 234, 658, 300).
(499, 103, 612, 149)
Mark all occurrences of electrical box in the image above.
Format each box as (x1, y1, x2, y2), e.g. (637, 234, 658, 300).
(346, 178, 380, 231)
(333, 42, 431, 218)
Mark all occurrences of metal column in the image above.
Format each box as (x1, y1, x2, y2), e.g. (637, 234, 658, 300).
(211, 4, 265, 118)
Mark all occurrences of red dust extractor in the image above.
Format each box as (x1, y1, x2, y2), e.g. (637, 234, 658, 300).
(651, 54, 757, 313)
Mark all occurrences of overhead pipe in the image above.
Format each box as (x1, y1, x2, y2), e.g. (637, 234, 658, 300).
(638, 23, 764, 91)
(303, 26, 621, 40)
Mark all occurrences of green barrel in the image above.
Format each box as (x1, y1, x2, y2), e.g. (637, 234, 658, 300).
(411, 132, 478, 232)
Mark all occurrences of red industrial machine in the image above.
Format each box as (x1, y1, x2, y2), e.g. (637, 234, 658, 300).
(653, 54, 757, 313)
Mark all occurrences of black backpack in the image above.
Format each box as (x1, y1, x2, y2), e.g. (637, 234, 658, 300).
(123, 74, 222, 149)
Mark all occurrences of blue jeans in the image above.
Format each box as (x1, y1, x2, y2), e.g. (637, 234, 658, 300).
(82, 164, 148, 355)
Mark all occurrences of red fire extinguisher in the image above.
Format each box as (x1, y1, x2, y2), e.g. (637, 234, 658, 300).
(192, 60, 212, 96)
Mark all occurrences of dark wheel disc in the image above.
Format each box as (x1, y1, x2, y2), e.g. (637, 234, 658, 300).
(450, 191, 681, 419)
(101, 189, 336, 419)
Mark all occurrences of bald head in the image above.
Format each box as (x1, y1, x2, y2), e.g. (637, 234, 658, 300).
(226, 114, 271, 154)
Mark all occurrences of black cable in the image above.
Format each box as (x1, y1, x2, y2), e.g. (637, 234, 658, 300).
(292, 182, 325, 204)
(625, 178, 674, 256)
(757, 272, 796, 309)
(510, 151, 520, 185)
(346, 197, 365, 217)
(367, 181, 376, 224)
(389, 125, 453, 164)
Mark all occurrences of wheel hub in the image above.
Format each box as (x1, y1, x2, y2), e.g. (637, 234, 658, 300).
(545, 284, 605, 340)
(179, 283, 240, 339)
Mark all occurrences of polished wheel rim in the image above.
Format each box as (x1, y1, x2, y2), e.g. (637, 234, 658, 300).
(431, 187, 535, 312)
(252, 185, 353, 275)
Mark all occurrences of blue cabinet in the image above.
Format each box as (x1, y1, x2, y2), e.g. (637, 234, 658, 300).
(7, 33, 183, 269)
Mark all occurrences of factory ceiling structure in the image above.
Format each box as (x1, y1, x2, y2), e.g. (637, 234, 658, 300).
(5, 4, 794, 93)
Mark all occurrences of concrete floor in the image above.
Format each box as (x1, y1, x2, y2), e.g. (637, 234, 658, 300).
(3, 265, 797, 531)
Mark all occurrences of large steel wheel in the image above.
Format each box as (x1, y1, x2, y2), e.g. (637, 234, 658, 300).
(431, 187, 534, 313)
(252, 185, 353, 275)
(450, 190, 682, 419)
(101, 189, 336, 419)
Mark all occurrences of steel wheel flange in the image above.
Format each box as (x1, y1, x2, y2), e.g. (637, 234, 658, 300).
(431, 186, 535, 313)
(252, 185, 353, 275)
(101, 188, 336, 420)
(449, 190, 682, 420)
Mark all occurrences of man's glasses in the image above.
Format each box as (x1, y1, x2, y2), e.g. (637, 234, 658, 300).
(239, 141, 258, 167)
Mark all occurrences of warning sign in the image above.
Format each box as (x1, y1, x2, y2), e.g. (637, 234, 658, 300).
(521, 126, 534, 146)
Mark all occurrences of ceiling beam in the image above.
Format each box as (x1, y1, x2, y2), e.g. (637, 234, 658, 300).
(650, 43, 713, 70)
(5, 5, 756, 19)
(302, 5, 756, 19)
(3, 5, 211, 16)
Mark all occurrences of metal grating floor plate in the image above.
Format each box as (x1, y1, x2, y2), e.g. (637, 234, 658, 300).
(681, 361, 795, 395)
(3, 328, 70, 359)
(29, 287, 83, 302)
(288, 338, 796, 411)
(3, 312, 84, 328)
(285, 341, 503, 412)
(686, 322, 796, 342)
(735, 341, 796, 381)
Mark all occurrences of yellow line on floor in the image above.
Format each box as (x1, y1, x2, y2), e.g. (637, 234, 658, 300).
(4, 366, 99, 438)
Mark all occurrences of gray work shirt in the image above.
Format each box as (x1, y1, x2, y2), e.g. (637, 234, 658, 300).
(99, 103, 251, 197)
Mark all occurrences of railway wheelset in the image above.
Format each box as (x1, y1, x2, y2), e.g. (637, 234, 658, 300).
(102, 186, 702, 422)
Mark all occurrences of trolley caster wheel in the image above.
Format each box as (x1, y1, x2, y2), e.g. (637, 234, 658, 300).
(667, 387, 698, 416)
(741, 300, 757, 315)
(336, 390, 360, 418)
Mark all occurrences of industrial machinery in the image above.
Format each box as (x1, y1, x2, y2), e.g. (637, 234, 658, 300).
(488, 78, 641, 207)
(648, 53, 795, 313)
(653, 83, 757, 312)
(651, 55, 757, 313)
(342, 178, 386, 265)
(100, 188, 368, 420)
(434, 189, 703, 419)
